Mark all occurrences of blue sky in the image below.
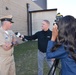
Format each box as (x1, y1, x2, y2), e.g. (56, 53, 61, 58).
(47, 0, 76, 18)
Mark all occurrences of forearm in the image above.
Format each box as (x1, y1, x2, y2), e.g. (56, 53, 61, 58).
(11, 41, 18, 46)
(15, 32, 37, 41)
(1, 41, 17, 51)
(46, 41, 56, 59)
(12, 37, 18, 46)
(46, 41, 67, 59)
(22, 36, 35, 41)
(2, 44, 12, 51)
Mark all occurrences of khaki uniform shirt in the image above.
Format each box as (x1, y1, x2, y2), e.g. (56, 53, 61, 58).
(0, 27, 16, 75)
(0, 27, 16, 57)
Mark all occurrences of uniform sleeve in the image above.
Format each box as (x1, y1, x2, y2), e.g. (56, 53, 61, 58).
(23, 32, 38, 41)
(8, 30, 17, 44)
(46, 41, 67, 59)
(0, 33, 5, 46)
(9, 30, 16, 39)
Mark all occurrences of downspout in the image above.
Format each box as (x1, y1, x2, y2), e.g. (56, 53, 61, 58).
(29, 12, 32, 35)
(26, 3, 30, 35)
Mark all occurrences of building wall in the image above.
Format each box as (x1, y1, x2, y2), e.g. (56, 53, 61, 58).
(0, 0, 42, 35)
(32, 10, 57, 34)
(0, 0, 57, 43)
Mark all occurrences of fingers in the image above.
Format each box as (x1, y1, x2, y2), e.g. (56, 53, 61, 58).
(51, 24, 58, 41)
(53, 24, 58, 33)
(51, 58, 55, 62)
(53, 24, 58, 31)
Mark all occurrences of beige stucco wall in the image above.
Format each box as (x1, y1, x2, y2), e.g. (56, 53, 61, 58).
(0, 0, 57, 43)
(32, 10, 57, 34)
(0, 0, 42, 35)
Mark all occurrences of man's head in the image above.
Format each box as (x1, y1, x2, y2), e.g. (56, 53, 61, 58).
(0, 15, 14, 30)
(41, 20, 50, 31)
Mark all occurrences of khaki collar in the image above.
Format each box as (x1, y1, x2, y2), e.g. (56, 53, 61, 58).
(0, 27, 9, 35)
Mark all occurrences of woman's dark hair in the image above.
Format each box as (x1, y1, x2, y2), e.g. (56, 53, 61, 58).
(51, 15, 76, 61)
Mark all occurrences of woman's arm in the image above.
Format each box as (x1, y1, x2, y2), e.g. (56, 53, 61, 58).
(46, 41, 67, 59)
(46, 24, 67, 59)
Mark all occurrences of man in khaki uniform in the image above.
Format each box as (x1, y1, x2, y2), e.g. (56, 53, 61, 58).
(0, 15, 17, 75)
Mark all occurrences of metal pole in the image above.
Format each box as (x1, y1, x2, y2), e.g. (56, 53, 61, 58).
(26, 3, 29, 35)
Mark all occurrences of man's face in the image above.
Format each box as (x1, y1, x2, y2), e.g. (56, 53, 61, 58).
(5, 21, 12, 30)
(41, 21, 49, 31)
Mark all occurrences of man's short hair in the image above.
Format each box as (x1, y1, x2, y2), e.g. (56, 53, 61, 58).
(43, 20, 50, 25)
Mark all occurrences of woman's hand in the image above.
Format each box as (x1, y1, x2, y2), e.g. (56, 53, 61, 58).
(51, 24, 58, 41)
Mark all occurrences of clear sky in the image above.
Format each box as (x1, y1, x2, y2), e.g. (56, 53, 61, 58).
(47, 0, 76, 18)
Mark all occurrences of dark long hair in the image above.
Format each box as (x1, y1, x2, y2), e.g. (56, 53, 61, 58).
(51, 15, 76, 61)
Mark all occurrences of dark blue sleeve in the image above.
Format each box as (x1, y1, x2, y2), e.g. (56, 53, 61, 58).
(46, 41, 67, 59)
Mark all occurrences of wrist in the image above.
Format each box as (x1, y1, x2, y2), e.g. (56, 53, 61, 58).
(11, 42, 14, 47)
(51, 37, 56, 41)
